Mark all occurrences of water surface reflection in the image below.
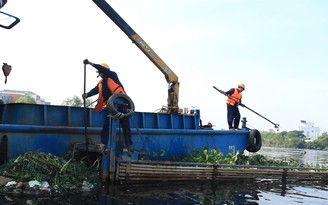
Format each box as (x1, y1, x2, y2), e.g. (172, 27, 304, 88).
(256, 147, 328, 166)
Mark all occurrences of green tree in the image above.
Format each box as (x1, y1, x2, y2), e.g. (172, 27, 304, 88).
(16, 95, 36, 104)
(314, 132, 328, 150)
(261, 130, 305, 148)
(285, 130, 305, 147)
(261, 130, 328, 150)
(61, 95, 94, 107)
(261, 131, 277, 146)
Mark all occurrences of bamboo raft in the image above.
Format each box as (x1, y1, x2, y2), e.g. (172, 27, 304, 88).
(117, 160, 328, 184)
(75, 144, 328, 184)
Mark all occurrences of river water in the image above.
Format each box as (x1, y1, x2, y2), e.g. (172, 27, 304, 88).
(256, 147, 328, 166)
(0, 147, 327, 205)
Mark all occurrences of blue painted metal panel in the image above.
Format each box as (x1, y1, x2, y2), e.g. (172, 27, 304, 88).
(130, 111, 200, 130)
(172, 114, 183, 129)
(2, 103, 44, 125)
(1, 103, 250, 161)
(0, 104, 105, 159)
(143, 112, 157, 129)
(157, 113, 170, 129)
(0, 124, 102, 159)
(0, 103, 106, 127)
(89, 110, 106, 127)
(46, 105, 69, 126)
(129, 129, 249, 160)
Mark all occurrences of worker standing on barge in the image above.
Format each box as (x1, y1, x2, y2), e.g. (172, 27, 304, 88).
(82, 59, 132, 151)
(226, 83, 245, 130)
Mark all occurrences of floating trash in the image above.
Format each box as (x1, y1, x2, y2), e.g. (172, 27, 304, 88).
(0, 151, 100, 195)
(5, 181, 16, 187)
(28, 180, 41, 188)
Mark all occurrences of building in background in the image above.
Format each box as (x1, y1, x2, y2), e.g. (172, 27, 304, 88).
(0, 89, 50, 105)
(299, 120, 320, 141)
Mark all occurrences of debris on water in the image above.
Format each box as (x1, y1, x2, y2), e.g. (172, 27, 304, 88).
(0, 151, 100, 195)
(28, 180, 41, 188)
(82, 180, 94, 192)
(5, 181, 16, 187)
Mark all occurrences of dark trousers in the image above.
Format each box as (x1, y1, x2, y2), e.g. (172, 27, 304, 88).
(101, 109, 132, 147)
(0, 135, 8, 165)
(227, 104, 240, 129)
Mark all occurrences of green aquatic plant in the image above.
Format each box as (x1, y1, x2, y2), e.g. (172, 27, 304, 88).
(138, 149, 166, 160)
(180, 148, 239, 164)
(180, 148, 328, 169)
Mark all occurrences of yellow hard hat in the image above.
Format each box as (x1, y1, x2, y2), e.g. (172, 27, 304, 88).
(238, 83, 245, 90)
(100, 63, 110, 70)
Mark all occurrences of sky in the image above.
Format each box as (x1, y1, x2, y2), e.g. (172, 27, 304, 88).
(1, 0, 328, 133)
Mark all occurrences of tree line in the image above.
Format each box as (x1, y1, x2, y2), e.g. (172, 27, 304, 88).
(261, 130, 328, 150)
(0, 94, 94, 107)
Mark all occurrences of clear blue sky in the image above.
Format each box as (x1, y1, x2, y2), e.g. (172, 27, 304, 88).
(1, 0, 328, 133)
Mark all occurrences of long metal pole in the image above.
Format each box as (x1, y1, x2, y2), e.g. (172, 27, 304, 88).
(84, 63, 90, 164)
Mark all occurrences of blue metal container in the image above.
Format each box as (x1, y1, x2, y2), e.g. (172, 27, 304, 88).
(0, 103, 252, 160)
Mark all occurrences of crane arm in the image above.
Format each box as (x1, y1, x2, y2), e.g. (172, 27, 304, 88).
(92, 0, 180, 114)
(0, 0, 20, 29)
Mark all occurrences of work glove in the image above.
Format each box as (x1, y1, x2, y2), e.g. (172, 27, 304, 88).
(83, 59, 90, 65)
(82, 93, 88, 99)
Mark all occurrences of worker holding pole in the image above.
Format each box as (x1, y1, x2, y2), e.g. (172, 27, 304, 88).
(225, 83, 245, 130)
(213, 85, 279, 130)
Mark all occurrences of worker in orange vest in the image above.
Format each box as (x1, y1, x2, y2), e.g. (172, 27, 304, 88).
(82, 59, 132, 151)
(225, 83, 245, 130)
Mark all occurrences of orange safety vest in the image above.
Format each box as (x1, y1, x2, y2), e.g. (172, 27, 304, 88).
(94, 78, 126, 112)
(226, 88, 242, 106)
